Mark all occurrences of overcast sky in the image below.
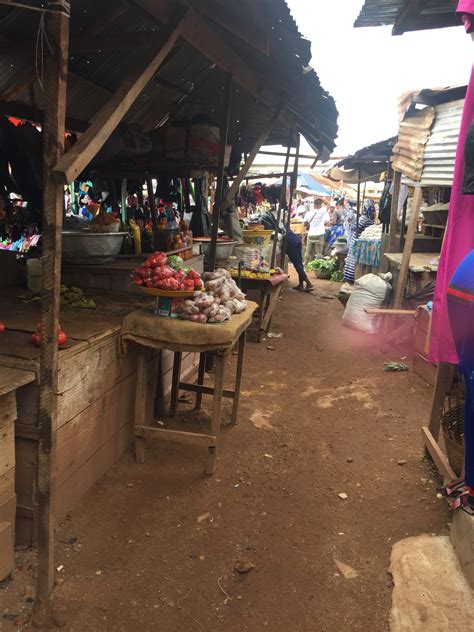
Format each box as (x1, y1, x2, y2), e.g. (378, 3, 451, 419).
(287, 0, 473, 156)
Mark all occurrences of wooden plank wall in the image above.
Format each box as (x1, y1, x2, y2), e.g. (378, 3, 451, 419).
(15, 331, 198, 544)
(0, 391, 17, 579)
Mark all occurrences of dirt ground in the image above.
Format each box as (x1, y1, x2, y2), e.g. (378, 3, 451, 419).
(0, 275, 451, 632)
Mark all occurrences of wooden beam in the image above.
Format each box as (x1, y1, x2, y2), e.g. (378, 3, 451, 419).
(365, 308, 416, 316)
(36, 1, 70, 602)
(208, 72, 232, 271)
(392, 187, 422, 308)
(221, 105, 283, 209)
(135, 425, 217, 447)
(52, 16, 187, 185)
(180, 9, 265, 103)
(421, 426, 456, 481)
(389, 170, 402, 253)
(258, 150, 316, 160)
(187, 0, 269, 56)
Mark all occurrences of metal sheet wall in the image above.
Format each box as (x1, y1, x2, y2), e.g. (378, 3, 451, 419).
(402, 99, 463, 188)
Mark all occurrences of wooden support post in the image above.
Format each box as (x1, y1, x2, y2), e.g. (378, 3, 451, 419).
(389, 170, 401, 252)
(231, 332, 246, 426)
(146, 176, 158, 229)
(356, 169, 361, 237)
(206, 353, 226, 475)
(392, 187, 422, 308)
(170, 352, 182, 417)
(208, 72, 232, 271)
(37, 0, 70, 600)
(279, 135, 293, 269)
(53, 16, 186, 184)
(281, 133, 300, 262)
(222, 105, 283, 209)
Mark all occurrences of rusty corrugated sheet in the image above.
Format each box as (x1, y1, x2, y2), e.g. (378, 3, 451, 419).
(402, 99, 464, 187)
(392, 106, 435, 181)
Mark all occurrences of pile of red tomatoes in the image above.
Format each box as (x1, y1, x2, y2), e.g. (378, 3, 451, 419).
(131, 252, 203, 292)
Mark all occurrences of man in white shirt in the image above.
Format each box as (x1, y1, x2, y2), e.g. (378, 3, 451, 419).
(304, 198, 328, 267)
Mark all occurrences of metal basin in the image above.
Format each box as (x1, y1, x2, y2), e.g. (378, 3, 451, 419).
(193, 238, 237, 261)
(62, 231, 127, 265)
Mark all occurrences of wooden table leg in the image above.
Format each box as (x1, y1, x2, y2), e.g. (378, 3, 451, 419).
(135, 348, 150, 464)
(194, 353, 206, 411)
(206, 353, 226, 475)
(154, 351, 165, 417)
(231, 332, 246, 426)
(256, 290, 265, 343)
(170, 351, 182, 417)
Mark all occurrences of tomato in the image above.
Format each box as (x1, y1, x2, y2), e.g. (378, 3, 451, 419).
(136, 268, 148, 279)
(154, 252, 167, 266)
(160, 266, 174, 279)
(133, 278, 144, 287)
(32, 332, 41, 347)
(58, 331, 67, 347)
(194, 278, 202, 288)
(0, 322, 5, 333)
(143, 260, 152, 269)
(144, 279, 154, 288)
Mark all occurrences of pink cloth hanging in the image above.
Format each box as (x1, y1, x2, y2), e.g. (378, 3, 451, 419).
(458, 0, 474, 32)
(430, 63, 474, 363)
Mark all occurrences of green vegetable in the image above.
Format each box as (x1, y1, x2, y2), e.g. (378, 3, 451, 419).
(307, 258, 338, 273)
(167, 255, 185, 270)
(331, 270, 344, 282)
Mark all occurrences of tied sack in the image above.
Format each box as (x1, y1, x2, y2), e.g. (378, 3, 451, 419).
(342, 273, 392, 334)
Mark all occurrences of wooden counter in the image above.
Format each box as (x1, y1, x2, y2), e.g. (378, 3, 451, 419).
(0, 288, 199, 544)
(0, 367, 35, 579)
(384, 252, 438, 298)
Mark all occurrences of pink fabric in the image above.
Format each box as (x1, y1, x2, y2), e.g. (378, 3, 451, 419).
(457, 0, 474, 31)
(430, 65, 474, 363)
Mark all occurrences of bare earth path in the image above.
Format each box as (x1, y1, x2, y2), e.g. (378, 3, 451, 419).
(0, 279, 449, 631)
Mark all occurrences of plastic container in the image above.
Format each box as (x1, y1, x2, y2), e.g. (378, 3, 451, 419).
(242, 230, 273, 248)
(27, 258, 42, 293)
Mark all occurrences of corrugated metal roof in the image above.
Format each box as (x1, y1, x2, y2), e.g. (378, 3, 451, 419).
(401, 99, 463, 187)
(392, 106, 435, 181)
(334, 137, 397, 169)
(354, 0, 461, 31)
(0, 0, 338, 160)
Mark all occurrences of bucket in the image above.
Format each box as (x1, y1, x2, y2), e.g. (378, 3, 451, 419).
(242, 230, 273, 248)
(27, 258, 42, 294)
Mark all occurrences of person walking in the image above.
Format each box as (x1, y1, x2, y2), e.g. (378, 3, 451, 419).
(303, 198, 328, 267)
(261, 206, 314, 292)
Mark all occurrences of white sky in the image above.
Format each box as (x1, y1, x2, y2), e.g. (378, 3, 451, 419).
(287, 0, 473, 156)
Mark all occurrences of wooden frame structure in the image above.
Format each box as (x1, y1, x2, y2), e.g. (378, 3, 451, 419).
(0, 0, 337, 610)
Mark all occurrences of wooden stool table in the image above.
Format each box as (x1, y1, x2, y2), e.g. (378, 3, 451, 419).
(233, 274, 286, 343)
(121, 303, 257, 474)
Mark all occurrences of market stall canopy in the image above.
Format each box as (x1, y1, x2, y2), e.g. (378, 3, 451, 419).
(324, 137, 396, 184)
(0, 0, 338, 181)
(392, 86, 466, 186)
(355, 0, 462, 35)
(275, 172, 331, 197)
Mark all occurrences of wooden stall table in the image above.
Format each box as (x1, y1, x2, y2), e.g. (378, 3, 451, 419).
(384, 252, 438, 297)
(121, 302, 257, 475)
(232, 273, 286, 343)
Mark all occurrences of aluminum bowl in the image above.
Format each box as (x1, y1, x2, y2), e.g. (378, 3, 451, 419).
(193, 238, 237, 261)
(62, 231, 127, 265)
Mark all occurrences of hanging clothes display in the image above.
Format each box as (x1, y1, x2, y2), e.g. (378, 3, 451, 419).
(430, 64, 474, 364)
